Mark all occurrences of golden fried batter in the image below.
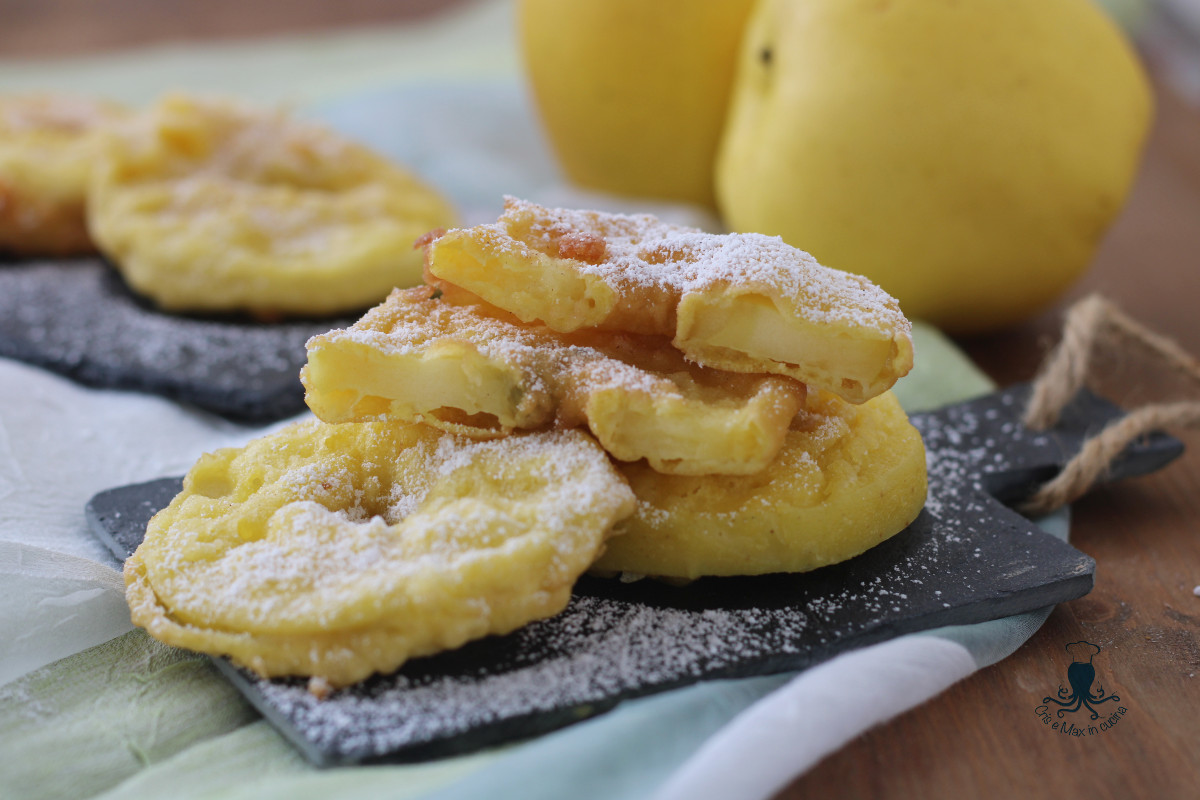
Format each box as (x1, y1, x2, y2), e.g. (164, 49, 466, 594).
(0, 94, 127, 255)
(424, 197, 913, 403)
(594, 390, 927, 580)
(302, 286, 807, 476)
(125, 418, 635, 687)
(89, 94, 457, 316)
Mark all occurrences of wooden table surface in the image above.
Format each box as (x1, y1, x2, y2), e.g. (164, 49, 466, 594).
(5, 1, 1199, 796)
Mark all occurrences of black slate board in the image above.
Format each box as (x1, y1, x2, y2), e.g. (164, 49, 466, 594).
(0, 258, 357, 423)
(85, 385, 1182, 766)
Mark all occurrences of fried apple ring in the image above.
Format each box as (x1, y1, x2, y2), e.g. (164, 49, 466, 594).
(125, 418, 635, 687)
(593, 390, 927, 580)
(302, 286, 807, 476)
(88, 94, 457, 317)
(424, 197, 913, 404)
(0, 94, 127, 255)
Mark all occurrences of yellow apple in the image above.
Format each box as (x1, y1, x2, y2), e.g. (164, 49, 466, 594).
(716, 0, 1152, 333)
(519, 0, 756, 208)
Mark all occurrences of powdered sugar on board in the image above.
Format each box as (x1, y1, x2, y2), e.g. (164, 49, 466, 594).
(251, 595, 812, 761)
(0, 258, 356, 421)
(87, 384, 1188, 766)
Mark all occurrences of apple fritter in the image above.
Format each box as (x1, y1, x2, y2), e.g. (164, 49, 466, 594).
(302, 286, 807, 476)
(88, 94, 457, 317)
(593, 390, 927, 580)
(125, 418, 635, 687)
(0, 94, 127, 255)
(424, 197, 913, 404)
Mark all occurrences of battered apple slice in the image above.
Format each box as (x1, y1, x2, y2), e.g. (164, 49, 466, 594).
(126, 418, 635, 687)
(302, 286, 807, 476)
(424, 197, 913, 404)
(88, 94, 457, 317)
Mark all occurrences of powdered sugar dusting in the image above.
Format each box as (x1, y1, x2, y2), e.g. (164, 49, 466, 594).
(317, 291, 662, 398)
(494, 196, 908, 334)
(915, 388, 1054, 524)
(145, 421, 635, 632)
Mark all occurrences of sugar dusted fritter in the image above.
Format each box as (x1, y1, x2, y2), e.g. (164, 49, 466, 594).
(424, 197, 913, 404)
(89, 94, 457, 317)
(123, 190, 929, 690)
(0, 94, 127, 255)
(594, 390, 927, 580)
(302, 286, 807, 476)
(125, 418, 635, 687)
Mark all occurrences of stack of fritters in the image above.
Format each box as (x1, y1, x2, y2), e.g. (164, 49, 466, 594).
(304, 198, 927, 581)
(127, 198, 928, 688)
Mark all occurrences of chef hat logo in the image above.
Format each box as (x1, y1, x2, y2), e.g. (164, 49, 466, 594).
(1065, 640, 1101, 663)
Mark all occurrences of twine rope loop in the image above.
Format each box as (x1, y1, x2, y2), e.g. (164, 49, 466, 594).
(1020, 294, 1200, 514)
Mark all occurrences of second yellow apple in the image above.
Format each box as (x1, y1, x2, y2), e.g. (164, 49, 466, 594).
(715, 0, 1152, 332)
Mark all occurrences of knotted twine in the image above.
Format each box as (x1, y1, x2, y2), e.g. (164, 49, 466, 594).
(1020, 294, 1200, 514)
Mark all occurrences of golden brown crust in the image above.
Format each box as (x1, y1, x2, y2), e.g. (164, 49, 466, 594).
(0, 93, 128, 255)
(0, 179, 92, 256)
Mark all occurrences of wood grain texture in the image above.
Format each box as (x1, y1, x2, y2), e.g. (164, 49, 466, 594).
(781, 74, 1200, 800)
(0, 0, 472, 58)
